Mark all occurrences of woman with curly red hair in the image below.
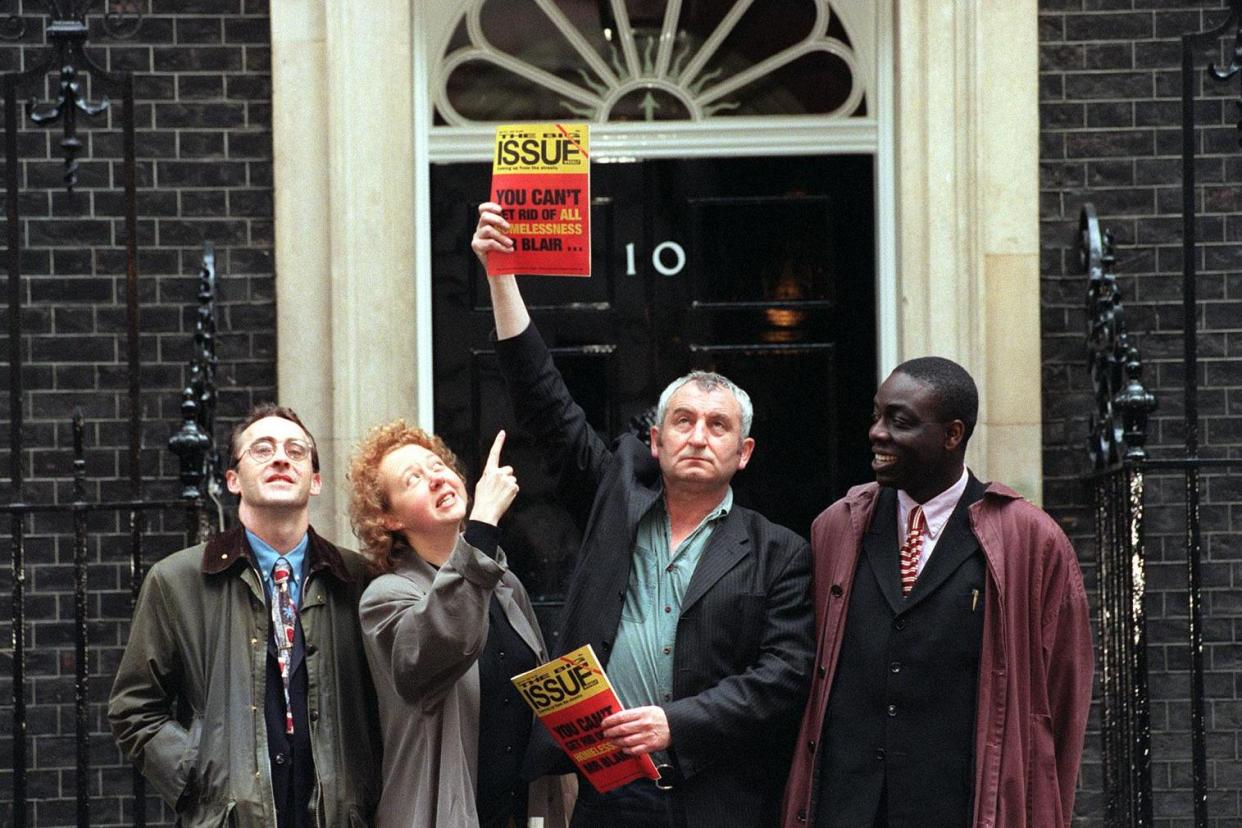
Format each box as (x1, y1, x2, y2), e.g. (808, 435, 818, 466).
(349, 420, 570, 827)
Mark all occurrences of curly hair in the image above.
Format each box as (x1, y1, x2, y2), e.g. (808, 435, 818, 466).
(347, 419, 468, 575)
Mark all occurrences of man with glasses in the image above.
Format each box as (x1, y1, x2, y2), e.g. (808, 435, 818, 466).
(109, 404, 380, 827)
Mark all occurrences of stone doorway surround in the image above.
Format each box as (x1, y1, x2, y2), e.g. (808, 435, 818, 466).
(269, 0, 1041, 541)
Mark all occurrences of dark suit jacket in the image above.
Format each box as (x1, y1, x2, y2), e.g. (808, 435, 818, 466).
(496, 323, 815, 828)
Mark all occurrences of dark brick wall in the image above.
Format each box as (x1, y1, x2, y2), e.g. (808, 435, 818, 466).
(0, 1, 273, 825)
(1040, 0, 1242, 825)
(0, 0, 1238, 825)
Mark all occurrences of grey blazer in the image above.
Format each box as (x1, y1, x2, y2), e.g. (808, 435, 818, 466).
(359, 535, 571, 827)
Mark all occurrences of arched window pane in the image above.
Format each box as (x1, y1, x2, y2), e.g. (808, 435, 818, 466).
(434, 0, 868, 124)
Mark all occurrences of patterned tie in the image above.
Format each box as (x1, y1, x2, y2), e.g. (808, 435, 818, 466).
(899, 505, 927, 597)
(270, 557, 297, 735)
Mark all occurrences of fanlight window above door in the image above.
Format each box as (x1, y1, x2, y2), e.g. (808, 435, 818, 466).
(433, 0, 869, 124)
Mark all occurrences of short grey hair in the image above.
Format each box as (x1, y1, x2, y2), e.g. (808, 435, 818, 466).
(655, 371, 754, 439)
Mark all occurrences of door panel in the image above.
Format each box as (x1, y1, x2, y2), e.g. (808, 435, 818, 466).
(431, 155, 875, 627)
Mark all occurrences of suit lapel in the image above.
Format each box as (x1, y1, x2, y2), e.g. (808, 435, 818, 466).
(680, 511, 748, 614)
(863, 488, 905, 615)
(902, 475, 987, 611)
(626, 481, 662, 534)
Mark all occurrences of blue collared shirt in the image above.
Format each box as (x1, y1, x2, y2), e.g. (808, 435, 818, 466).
(246, 529, 309, 608)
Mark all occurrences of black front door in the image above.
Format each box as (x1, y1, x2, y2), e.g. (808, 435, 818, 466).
(431, 155, 876, 633)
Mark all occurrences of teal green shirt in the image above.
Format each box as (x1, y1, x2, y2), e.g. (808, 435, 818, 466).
(608, 489, 733, 730)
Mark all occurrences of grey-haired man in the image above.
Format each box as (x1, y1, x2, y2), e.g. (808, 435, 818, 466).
(472, 202, 815, 828)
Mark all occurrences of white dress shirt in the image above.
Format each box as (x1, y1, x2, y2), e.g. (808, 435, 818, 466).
(896, 467, 970, 576)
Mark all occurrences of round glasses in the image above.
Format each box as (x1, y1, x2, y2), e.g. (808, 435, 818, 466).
(238, 437, 312, 464)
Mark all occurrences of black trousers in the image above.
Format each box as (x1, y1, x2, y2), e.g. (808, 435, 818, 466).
(570, 778, 688, 828)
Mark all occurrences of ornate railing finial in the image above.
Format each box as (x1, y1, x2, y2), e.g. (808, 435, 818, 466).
(1082, 203, 1157, 468)
(19, 1, 145, 191)
(1116, 344, 1157, 461)
(28, 63, 108, 191)
(168, 390, 210, 500)
(168, 243, 222, 502)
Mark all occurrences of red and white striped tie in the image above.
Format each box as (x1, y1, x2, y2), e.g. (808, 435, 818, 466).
(900, 505, 927, 597)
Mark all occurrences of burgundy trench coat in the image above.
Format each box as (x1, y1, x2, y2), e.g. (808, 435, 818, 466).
(781, 481, 1094, 828)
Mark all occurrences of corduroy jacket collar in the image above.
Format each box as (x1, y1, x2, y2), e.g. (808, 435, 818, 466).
(200, 524, 355, 584)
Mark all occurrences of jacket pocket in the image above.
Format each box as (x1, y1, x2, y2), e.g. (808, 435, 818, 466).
(174, 715, 204, 812)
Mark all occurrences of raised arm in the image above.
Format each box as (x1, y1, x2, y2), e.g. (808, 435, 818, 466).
(472, 201, 530, 340)
(470, 201, 613, 523)
(360, 433, 520, 709)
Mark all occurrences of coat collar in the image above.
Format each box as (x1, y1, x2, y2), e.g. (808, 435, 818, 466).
(201, 524, 354, 585)
(846, 474, 1012, 591)
(966, 479, 1024, 595)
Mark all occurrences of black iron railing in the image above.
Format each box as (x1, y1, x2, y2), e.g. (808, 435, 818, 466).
(1082, 7, 1242, 825)
(3, 3, 222, 826)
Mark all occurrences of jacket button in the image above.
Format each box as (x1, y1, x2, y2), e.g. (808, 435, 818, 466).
(875, 747, 886, 761)
(887, 704, 898, 717)
(893, 618, 906, 631)
(807, 739, 816, 754)
(889, 661, 901, 673)
(310, 710, 320, 722)
(817, 664, 827, 678)
(275, 753, 288, 765)
(830, 584, 843, 597)
(602, 641, 611, 651)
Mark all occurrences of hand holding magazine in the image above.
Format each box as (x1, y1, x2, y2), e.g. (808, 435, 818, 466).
(487, 122, 591, 278)
(512, 644, 660, 794)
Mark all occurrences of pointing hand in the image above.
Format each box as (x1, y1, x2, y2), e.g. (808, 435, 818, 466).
(469, 430, 519, 526)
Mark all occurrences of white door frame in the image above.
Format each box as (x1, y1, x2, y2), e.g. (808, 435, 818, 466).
(410, 1, 899, 429)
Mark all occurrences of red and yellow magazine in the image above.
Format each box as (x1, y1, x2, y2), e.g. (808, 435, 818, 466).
(511, 644, 659, 793)
(487, 122, 591, 277)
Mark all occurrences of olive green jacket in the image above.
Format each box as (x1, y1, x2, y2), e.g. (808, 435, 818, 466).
(108, 526, 381, 827)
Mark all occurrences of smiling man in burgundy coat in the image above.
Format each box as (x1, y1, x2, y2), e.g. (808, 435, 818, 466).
(782, 358, 1093, 828)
